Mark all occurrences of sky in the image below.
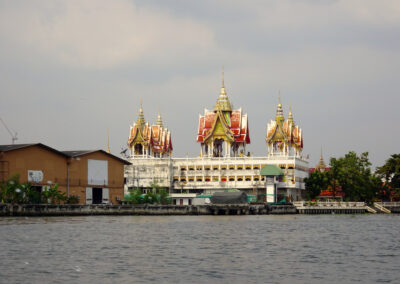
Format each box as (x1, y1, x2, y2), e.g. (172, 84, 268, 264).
(0, 0, 399, 168)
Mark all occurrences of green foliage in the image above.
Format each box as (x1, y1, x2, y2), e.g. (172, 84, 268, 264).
(0, 174, 66, 204)
(304, 170, 331, 200)
(375, 154, 400, 201)
(329, 151, 381, 202)
(123, 183, 171, 204)
(65, 195, 80, 204)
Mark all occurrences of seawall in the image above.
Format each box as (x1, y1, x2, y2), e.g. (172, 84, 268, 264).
(0, 203, 297, 216)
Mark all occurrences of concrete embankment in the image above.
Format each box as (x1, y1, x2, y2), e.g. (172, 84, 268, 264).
(0, 203, 298, 217)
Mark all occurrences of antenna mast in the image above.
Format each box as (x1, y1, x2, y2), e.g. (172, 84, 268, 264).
(0, 118, 18, 144)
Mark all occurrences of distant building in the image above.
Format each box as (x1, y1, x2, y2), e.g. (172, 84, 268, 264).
(0, 143, 129, 204)
(124, 71, 309, 201)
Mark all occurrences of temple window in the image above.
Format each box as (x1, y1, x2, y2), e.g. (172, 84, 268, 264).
(245, 165, 252, 170)
(245, 176, 251, 181)
(237, 165, 243, 170)
(237, 176, 243, 181)
(196, 177, 203, 182)
(213, 165, 219, 170)
(180, 166, 187, 171)
(253, 165, 260, 170)
(221, 165, 227, 170)
(196, 166, 203, 171)
(229, 176, 235, 181)
(189, 166, 195, 171)
(188, 177, 194, 182)
(229, 165, 235, 170)
(205, 166, 211, 171)
(212, 176, 219, 182)
(254, 176, 260, 181)
(221, 176, 227, 182)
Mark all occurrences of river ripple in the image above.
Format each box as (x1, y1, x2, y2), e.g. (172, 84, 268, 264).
(0, 215, 399, 284)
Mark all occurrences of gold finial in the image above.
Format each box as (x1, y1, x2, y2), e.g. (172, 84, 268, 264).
(137, 99, 145, 129)
(156, 106, 163, 127)
(222, 66, 225, 88)
(275, 90, 284, 124)
(106, 129, 110, 153)
(278, 90, 281, 106)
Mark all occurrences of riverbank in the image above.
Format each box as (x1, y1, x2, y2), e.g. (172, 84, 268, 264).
(0, 203, 297, 216)
(2, 202, 399, 216)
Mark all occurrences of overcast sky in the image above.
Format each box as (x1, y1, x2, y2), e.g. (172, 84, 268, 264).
(0, 0, 399, 168)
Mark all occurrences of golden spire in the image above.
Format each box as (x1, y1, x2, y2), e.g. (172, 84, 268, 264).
(288, 104, 294, 123)
(220, 66, 226, 95)
(315, 145, 327, 169)
(156, 106, 163, 127)
(275, 90, 284, 124)
(106, 129, 110, 153)
(214, 67, 232, 111)
(136, 99, 145, 129)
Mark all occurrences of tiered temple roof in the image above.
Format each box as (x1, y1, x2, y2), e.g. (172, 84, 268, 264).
(127, 103, 172, 157)
(266, 94, 303, 156)
(196, 70, 250, 157)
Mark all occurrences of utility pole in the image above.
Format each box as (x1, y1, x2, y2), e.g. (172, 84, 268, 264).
(0, 118, 18, 144)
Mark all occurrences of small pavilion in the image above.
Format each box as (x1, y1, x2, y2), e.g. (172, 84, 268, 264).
(260, 165, 284, 203)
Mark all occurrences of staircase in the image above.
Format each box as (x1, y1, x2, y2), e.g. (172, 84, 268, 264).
(373, 203, 391, 214)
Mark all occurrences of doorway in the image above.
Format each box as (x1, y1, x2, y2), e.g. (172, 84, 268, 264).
(92, 188, 103, 204)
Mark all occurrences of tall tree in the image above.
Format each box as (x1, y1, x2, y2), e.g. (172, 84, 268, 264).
(304, 170, 330, 200)
(329, 151, 381, 202)
(375, 154, 400, 201)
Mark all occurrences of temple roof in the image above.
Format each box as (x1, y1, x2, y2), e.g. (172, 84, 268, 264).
(127, 104, 172, 154)
(197, 108, 250, 144)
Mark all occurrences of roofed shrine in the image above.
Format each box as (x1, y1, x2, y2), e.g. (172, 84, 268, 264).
(196, 70, 250, 157)
(127, 103, 172, 158)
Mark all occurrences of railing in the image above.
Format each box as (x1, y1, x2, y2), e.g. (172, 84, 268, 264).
(374, 203, 391, 214)
(293, 201, 366, 208)
(378, 202, 400, 207)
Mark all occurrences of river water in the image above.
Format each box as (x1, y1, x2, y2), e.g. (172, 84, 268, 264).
(0, 215, 399, 284)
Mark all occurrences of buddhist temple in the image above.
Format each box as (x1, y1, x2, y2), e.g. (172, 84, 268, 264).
(196, 70, 250, 157)
(124, 71, 309, 201)
(127, 103, 172, 158)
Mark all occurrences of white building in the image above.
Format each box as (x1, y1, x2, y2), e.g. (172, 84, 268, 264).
(124, 73, 308, 201)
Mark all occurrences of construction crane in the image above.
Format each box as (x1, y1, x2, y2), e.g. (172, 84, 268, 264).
(0, 118, 18, 144)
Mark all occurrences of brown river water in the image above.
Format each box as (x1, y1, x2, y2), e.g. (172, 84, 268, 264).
(0, 215, 399, 283)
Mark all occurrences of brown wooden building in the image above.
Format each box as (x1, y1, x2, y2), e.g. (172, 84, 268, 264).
(0, 144, 130, 204)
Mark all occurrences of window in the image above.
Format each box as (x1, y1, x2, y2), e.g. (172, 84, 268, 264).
(237, 165, 243, 170)
(213, 165, 219, 170)
(229, 176, 235, 181)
